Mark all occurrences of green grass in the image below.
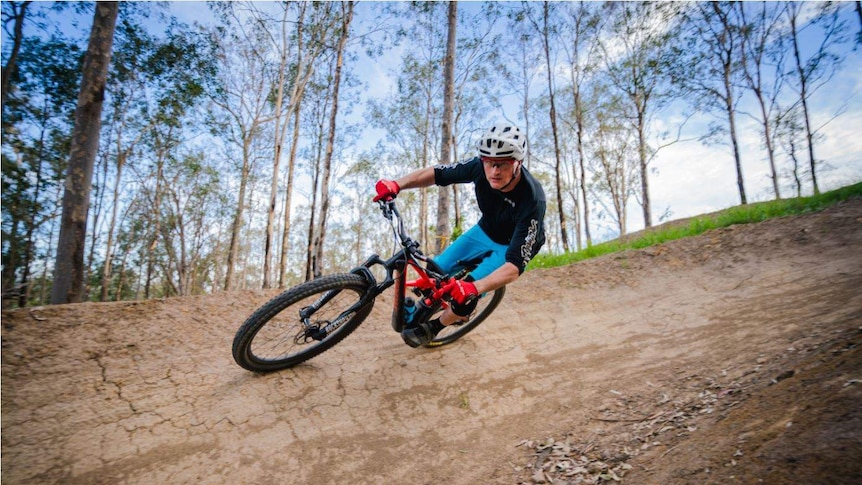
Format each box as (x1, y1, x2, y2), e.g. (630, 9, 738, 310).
(527, 182, 862, 271)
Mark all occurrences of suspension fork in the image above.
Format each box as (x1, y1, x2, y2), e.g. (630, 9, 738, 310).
(301, 251, 408, 340)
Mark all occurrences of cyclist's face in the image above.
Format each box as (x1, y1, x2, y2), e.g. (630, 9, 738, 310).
(481, 156, 518, 190)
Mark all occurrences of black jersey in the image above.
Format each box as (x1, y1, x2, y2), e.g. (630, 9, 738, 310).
(434, 157, 546, 273)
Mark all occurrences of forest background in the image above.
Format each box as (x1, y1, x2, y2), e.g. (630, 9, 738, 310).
(2, 1, 861, 308)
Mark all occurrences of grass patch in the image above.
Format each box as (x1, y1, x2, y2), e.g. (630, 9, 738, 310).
(528, 182, 862, 271)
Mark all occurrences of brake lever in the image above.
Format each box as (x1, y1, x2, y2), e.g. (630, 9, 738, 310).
(430, 278, 478, 306)
(430, 278, 453, 301)
(378, 200, 394, 220)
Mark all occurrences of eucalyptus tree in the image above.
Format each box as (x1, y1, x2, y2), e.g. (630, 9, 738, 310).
(342, 156, 380, 265)
(302, 63, 333, 280)
(97, 18, 149, 301)
(51, 1, 118, 305)
(108, 246, 139, 300)
(601, 1, 680, 228)
(260, 1, 301, 289)
(774, 104, 806, 197)
(676, 2, 749, 205)
(312, 1, 355, 278)
(522, 1, 569, 252)
(783, 1, 850, 196)
(300, 48, 364, 280)
(500, 4, 542, 171)
(230, 2, 334, 289)
(208, 7, 276, 291)
(278, 2, 338, 288)
(588, 83, 638, 237)
(153, 152, 229, 296)
(435, 1, 457, 255)
(559, 1, 605, 249)
(2, 2, 86, 307)
(98, 14, 216, 301)
(738, 1, 787, 200)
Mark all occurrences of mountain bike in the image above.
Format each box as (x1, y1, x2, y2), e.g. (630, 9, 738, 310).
(232, 199, 506, 372)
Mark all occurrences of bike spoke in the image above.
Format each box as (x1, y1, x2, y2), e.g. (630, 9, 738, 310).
(249, 287, 364, 362)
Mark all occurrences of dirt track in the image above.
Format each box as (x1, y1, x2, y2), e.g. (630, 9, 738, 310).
(3, 199, 861, 485)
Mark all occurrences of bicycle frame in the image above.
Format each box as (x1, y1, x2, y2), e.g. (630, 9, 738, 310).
(299, 200, 479, 342)
(348, 200, 454, 329)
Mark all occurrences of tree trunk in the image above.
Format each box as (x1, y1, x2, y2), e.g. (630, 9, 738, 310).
(789, 9, 819, 195)
(436, 1, 457, 255)
(278, 3, 321, 286)
(540, 2, 569, 252)
(39, 183, 63, 305)
(280, 103, 302, 286)
(305, 111, 325, 281)
(100, 148, 126, 301)
(566, 29, 591, 247)
(278, 5, 312, 288)
(452, 113, 462, 231)
(724, 60, 747, 205)
(519, 41, 532, 171)
(314, 2, 354, 275)
(637, 109, 652, 226)
(739, 3, 782, 200)
(2, 178, 22, 298)
(758, 95, 781, 199)
(789, 136, 803, 197)
(51, 2, 118, 304)
(115, 245, 129, 301)
(575, 90, 591, 247)
(263, 5, 293, 289)
(224, 136, 253, 291)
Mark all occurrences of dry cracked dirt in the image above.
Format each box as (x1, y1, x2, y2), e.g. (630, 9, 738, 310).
(3, 198, 862, 485)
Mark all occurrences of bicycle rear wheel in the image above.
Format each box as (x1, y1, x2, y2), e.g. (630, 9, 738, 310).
(232, 273, 373, 372)
(425, 285, 505, 347)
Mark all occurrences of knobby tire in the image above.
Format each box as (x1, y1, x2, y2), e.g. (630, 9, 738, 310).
(232, 274, 373, 372)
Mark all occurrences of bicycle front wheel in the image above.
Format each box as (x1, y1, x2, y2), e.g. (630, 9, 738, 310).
(232, 273, 374, 372)
(425, 285, 506, 347)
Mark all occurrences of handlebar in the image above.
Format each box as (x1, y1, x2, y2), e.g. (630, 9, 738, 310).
(378, 199, 414, 249)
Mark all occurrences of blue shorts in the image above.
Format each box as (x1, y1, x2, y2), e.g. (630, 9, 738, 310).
(432, 225, 508, 280)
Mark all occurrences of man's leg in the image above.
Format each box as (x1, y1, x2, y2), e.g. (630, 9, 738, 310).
(432, 225, 493, 275)
(402, 226, 506, 347)
(435, 226, 508, 326)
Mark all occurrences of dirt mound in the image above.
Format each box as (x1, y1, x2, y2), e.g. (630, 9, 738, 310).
(3, 199, 861, 485)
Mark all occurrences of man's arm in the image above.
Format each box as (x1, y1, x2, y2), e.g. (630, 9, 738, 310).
(473, 262, 520, 294)
(395, 166, 436, 190)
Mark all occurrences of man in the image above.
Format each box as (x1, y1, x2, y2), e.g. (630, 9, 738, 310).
(373, 123, 547, 347)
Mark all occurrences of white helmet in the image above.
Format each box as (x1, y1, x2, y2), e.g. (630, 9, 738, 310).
(477, 124, 527, 161)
